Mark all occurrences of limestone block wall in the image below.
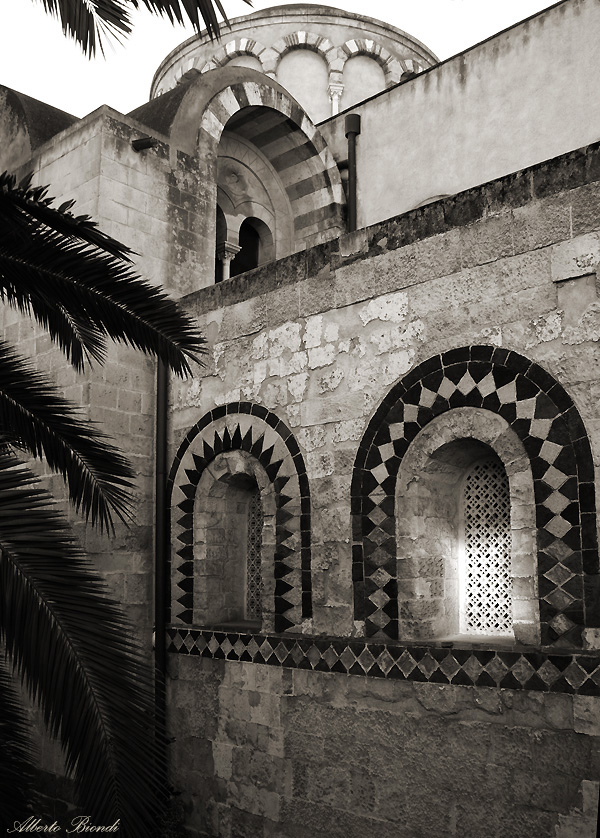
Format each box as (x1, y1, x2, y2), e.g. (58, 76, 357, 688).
(169, 655, 600, 838)
(166, 142, 600, 836)
(2, 107, 216, 634)
(3, 107, 210, 634)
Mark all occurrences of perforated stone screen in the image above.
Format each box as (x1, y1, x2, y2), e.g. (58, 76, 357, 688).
(463, 459, 512, 635)
(246, 487, 263, 620)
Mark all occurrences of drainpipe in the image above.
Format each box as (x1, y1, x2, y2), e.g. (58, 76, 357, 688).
(344, 113, 361, 232)
(154, 357, 168, 789)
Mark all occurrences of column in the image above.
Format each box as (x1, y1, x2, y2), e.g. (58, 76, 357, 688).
(216, 241, 241, 282)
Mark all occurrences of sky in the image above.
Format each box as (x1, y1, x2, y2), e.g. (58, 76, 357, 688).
(1, 0, 560, 118)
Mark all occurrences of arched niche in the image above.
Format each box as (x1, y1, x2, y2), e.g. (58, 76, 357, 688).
(396, 408, 539, 646)
(341, 55, 386, 110)
(351, 346, 598, 649)
(214, 131, 293, 280)
(230, 217, 274, 277)
(226, 55, 263, 72)
(168, 403, 313, 634)
(276, 49, 330, 123)
(194, 450, 276, 630)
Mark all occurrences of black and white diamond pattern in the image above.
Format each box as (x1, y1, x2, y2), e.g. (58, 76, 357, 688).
(352, 347, 598, 648)
(167, 403, 312, 632)
(167, 627, 600, 695)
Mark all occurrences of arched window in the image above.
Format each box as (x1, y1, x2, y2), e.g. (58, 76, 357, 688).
(460, 457, 512, 636)
(395, 409, 539, 645)
(230, 218, 260, 277)
(246, 485, 263, 621)
(214, 204, 227, 283)
(191, 451, 276, 631)
(230, 217, 274, 278)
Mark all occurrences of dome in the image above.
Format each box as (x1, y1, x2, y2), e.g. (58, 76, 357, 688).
(150, 4, 438, 123)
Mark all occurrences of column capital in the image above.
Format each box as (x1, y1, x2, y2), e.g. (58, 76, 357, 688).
(217, 241, 241, 262)
(328, 83, 345, 116)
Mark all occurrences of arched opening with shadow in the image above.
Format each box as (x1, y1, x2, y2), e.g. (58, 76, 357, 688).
(194, 451, 276, 631)
(230, 217, 274, 277)
(131, 67, 345, 289)
(215, 204, 227, 283)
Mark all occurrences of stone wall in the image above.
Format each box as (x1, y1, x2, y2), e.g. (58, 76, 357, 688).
(165, 143, 600, 836)
(169, 655, 599, 838)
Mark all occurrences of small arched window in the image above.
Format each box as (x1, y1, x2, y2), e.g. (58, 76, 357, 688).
(460, 457, 512, 636)
(246, 485, 263, 621)
(192, 452, 275, 630)
(230, 217, 274, 278)
(230, 218, 260, 277)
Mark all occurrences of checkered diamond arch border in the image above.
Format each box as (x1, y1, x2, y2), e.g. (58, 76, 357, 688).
(351, 346, 599, 648)
(167, 403, 312, 632)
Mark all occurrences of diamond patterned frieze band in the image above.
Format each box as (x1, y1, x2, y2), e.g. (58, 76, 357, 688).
(167, 403, 312, 632)
(166, 627, 600, 696)
(352, 347, 599, 648)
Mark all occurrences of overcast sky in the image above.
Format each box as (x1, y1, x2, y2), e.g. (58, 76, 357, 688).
(1, 0, 559, 118)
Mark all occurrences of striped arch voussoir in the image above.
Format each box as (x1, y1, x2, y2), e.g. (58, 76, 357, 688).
(351, 346, 598, 649)
(208, 38, 268, 71)
(168, 403, 312, 632)
(340, 39, 402, 85)
(200, 81, 345, 239)
(271, 32, 336, 71)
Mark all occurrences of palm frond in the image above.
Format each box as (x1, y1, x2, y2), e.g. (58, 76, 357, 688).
(0, 657, 37, 828)
(0, 339, 134, 530)
(36, 0, 253, 56)
(0, 446, 165, 836)
(2, 173, 133, 260)
(36, 0, 133, 57)
(133, 0, 253, 38)
(0, 172, 206, 377)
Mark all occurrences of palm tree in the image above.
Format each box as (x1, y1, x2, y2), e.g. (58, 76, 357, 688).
(4, 1, 254, 830)
(0, 172, 205, 833)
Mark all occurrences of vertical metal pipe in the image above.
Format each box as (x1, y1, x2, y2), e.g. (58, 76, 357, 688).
(154, 357, 168, 787)
(345, 113, 361, 232)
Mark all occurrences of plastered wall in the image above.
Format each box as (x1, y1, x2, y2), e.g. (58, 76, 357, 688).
(320, 0, 600, 226)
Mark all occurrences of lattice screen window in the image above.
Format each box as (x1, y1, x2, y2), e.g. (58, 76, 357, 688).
(246, 487, 263, 620)
(462, 458, 512, 635)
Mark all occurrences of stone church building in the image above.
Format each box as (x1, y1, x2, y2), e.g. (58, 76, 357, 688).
(2, 0, 600, 835)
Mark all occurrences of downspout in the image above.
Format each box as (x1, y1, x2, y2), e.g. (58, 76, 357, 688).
(344, 113, 361, 232)
(154, 357, 168, 789)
